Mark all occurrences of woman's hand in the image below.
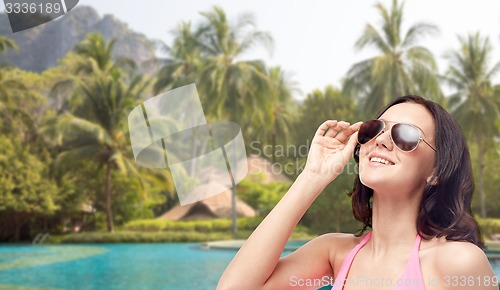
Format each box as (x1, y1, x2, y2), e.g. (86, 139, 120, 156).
(302, 120, 362, 186)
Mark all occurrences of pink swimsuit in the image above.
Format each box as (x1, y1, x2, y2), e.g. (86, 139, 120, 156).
(331, 232, 426, 290)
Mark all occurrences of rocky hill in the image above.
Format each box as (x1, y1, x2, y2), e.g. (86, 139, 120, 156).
(0, 5, 156, 73)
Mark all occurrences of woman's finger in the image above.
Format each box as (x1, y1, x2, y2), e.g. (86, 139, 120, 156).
(350, 121, 363, 130)
(315, 120, 338, 136)
(324, 121, 350, 138)
(333, 126, 354, 143)
(334, 121, 363, 143)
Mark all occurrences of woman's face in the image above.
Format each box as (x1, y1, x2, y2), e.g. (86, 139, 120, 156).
(358, 102, 437, 197)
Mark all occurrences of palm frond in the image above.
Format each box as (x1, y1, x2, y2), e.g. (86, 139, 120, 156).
(402, 22, 439, 48)
(355, 24, 390, 54)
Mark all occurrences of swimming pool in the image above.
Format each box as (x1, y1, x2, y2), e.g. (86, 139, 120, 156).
(0, 244, 498, 290)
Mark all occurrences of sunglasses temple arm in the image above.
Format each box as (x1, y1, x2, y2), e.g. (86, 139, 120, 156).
(421, 138, 437, 152)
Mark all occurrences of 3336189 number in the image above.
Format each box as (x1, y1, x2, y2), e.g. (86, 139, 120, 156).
(5, 2, 62, 14)
(444, 275, 498, 287)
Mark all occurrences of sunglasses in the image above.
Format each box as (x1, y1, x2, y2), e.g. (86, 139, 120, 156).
(357, 119, 437, 152)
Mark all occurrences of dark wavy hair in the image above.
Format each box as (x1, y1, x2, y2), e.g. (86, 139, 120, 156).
(349, 95, 483, 248)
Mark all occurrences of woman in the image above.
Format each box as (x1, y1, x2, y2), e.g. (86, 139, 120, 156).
(217, 96, 497, 290)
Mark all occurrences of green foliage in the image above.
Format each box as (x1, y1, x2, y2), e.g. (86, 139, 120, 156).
(122, 217, 264, 233)
(154, 6, 285, 149)
(106, 172, 155, 225)
(0, 36, 16, 52)
(153, 22, 202, 93)
(43, 33, 153, 232)
(295, 86, 357, 146)
(0, 68, 45, 138)
(65, 168, 158, 231)
(196, 6, 274, 123)
(0, 136, 57, 213)
(48, 231, 235, 243)
(444, 32, 500, 218)
(237, 178, 290, 216)
(237, 217, 264, 231)
(2, 6, 500, 244)
(304, 169, 362, 234)
(477, 217, 500, 240)
(483, 145, 500, 217)
(244, 66, 299, 162)
(470, 143, 500, 217)
(123, 219, 169, 232)
(211, 219, 233, 231)
(0, 135, 58, 241)
(343, 0, 442, 117)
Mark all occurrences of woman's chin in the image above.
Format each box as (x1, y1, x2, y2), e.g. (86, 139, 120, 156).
(359, 175, 395, 192)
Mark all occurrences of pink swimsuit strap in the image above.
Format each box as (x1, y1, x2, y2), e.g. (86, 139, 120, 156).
(331, 231, 425, 290)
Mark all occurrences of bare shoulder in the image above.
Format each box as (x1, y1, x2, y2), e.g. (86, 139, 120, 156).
(298, 232, 363, 259)
(310, 232, 366, 272)
(307, 232, 364, 252)
(264, 233, 364, 289)
(426, 238, 494, 276)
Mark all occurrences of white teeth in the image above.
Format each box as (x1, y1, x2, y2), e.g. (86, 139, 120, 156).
(370, 157, 393, 165)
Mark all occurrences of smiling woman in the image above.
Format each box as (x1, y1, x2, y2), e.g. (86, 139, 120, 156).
(217, 95, 496, 290)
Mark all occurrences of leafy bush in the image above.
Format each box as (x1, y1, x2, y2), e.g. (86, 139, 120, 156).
(122, 217, 265, 233)
(237, 217, 263, 231)
(123, 219, 168, 231)
(237, 179, 290, 216)
(194, 220, 213, 232)
(211, 219, 232, 231)
(477, 217, 500, 239)
(46, 231, 235, 243)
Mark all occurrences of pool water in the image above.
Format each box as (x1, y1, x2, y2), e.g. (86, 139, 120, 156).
(0, 244, 234, 290)
(0, 244, 498, 290)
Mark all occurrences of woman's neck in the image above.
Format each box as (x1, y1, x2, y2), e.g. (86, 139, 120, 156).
(368, 191, 421, 256)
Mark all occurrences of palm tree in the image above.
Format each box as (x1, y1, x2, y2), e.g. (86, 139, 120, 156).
(73, 33, 137, 81)
(58, 70, 148, 232)
(0, 36, 16, 52)
(197, 6, 274, 123)
(47, 34, 150, 232)
(250, 66, 299, 164)
(74, 33, 115, 70)
(193, 6, 274, 232)
(443, 32, 500, 218)
(343, 0, 441, 117)
(153, 21, 203, 94)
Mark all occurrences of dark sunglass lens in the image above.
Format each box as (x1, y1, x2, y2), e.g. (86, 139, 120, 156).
(392, 124, 420, 151)
(358, 120, 384, 144)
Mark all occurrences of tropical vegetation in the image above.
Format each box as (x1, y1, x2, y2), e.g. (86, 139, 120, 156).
(1, 2, 499, 242)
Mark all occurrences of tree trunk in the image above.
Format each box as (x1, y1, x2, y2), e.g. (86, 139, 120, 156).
(13, 212, 20, 242)
(226, 72, 238, 234)
(335, 216, 341, 233)
(231, 186, 237, 233)
(105, 161, 114, 232)
(478, 133, 486, 218)
(272, 133, 276, 164)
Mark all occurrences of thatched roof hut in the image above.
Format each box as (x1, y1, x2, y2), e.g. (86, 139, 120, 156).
(159, 154, 291, 220)
(159, 187, 256, 220)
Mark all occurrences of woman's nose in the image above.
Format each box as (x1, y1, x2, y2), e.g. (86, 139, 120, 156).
(374, 128, 394, 150)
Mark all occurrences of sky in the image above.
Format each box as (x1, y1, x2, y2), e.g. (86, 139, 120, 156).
(70, 1, 500, 98)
